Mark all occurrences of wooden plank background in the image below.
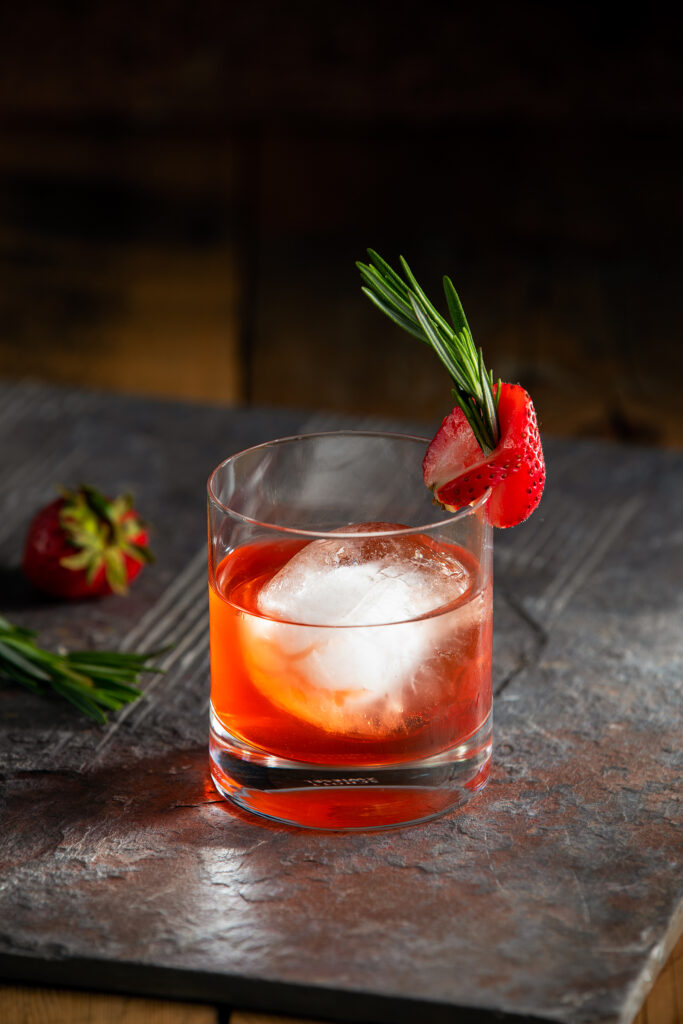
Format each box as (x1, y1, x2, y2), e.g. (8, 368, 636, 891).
(0, 3, 682, 445)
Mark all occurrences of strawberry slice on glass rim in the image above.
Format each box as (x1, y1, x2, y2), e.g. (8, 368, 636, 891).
(423, 382, 545, 528)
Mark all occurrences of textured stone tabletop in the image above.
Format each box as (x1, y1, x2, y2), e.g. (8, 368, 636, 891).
(0, 381, 681, 1024)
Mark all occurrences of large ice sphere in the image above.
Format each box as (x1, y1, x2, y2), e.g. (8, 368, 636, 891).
(257, 522, 470, 626)
(240, 523, 487, 736)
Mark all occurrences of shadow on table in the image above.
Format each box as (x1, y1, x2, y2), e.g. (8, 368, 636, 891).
(0, 567, 52, 612)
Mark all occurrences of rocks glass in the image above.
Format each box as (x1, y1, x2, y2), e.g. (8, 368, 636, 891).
(207, 432, 492, 829)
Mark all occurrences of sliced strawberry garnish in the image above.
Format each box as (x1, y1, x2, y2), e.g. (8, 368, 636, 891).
(423, 383, 545, 528)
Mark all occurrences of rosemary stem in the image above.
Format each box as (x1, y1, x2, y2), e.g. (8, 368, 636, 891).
(358, 251, 501, 453)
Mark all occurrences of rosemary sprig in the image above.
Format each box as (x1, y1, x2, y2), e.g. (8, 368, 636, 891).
(357, 249, 501, 453)
(0, 614, 164, 725)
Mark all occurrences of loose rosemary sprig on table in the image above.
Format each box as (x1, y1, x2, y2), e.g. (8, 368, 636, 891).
(357, 249, 501, 454)
(0, 614, 163, 724)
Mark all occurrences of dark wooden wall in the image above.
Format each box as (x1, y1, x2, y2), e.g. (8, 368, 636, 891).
(1, 2, 681, 443)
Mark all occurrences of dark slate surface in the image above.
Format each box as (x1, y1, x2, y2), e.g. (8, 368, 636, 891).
(0, 380, 681, 1024)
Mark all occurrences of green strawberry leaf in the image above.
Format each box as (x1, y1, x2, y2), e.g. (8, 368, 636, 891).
(59, 550, 96, 571)
(103, 548, 128, 594)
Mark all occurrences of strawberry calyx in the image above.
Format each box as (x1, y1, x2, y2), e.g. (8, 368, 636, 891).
(57, 485, 152, 595)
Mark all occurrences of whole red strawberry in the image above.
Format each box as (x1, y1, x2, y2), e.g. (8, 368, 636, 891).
(22, 485, 152, 598)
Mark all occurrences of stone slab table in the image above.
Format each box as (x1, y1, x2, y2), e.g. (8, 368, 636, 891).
(0, 381, 680, 1024)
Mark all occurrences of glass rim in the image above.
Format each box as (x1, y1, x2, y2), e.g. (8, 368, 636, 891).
(207, 430, 490, 538)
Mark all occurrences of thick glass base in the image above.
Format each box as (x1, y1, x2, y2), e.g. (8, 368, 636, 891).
(209, 706, 492, 830)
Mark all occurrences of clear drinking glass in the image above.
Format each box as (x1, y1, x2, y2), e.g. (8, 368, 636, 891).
(207, 432, 492, 830)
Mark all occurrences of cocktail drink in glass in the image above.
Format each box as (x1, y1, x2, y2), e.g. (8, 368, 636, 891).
(208, 432, 492, 829)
